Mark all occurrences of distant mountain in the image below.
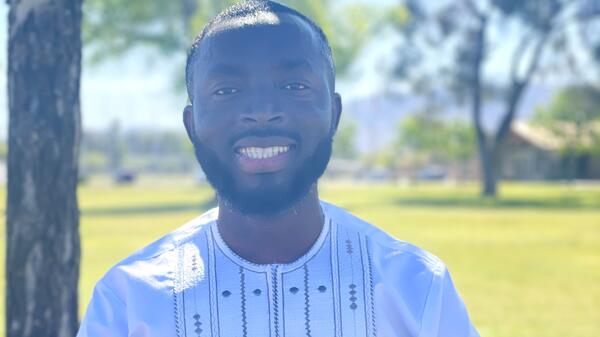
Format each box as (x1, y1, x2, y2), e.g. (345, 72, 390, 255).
(342, 84, 556, 153)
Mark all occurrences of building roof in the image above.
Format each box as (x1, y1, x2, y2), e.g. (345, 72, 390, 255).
(511, 121, 563, 151)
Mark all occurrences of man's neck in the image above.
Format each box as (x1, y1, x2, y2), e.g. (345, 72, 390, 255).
(216, 185, 324, 265)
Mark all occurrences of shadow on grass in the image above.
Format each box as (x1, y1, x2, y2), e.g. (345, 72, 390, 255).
(80, 194, 600, 216)
(391, 195, 600, 210)
(83, 197, 218, 216)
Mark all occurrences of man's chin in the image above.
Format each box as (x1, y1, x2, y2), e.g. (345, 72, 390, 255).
(218, 184, 312, 217)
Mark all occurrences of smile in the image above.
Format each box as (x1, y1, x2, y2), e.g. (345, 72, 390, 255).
(237, 146, 291, 160)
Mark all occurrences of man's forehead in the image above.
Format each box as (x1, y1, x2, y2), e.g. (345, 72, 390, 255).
(188, 10, 333, 90)
(201, 12, 318, 53)
(198, 12, 321, 66)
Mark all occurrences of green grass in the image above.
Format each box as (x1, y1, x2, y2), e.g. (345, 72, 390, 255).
(1, 179, 599, 337)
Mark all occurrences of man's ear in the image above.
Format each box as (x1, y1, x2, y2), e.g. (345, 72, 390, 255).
(330, 93, 342, 137)
(183, 105, 195, 140)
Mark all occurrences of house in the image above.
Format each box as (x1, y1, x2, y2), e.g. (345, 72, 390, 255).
(501, 121, 600, 180)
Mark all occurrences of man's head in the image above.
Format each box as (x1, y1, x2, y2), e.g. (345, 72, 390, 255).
(185, 0, 336, 101)
(183, 0, 342, 216)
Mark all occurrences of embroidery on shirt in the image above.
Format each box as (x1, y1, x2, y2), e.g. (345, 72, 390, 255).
(271, 265, 280, 337)
(192, 313, 203, 336)
(345, 229, 359, 337)
(349, 283, 358, 310)
(174, 285, 182, 337)
(303, 264, 312, 337)
(173, 241, 185, 337)
(191, 254, 204, 337)
(331, 219, 342, 337)
(345, 238, 354, 255)
(240, 267, 248, 337)
(206, 229, 219, 337)
(191, 254, 202, 336)
(365, 238, 376, 337)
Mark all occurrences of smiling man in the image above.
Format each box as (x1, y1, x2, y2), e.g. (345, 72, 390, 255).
(77, 1, 479, 337)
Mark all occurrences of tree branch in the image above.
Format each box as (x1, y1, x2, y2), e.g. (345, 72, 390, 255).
(521, 33, 550, 86)
(461, 0, 485, 21)
(495, 32, 551, 147)
(470, 17, 488, 147)
(510, 33, 533, 85)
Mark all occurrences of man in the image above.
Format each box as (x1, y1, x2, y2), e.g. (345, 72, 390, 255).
(77, 1, 480, 336)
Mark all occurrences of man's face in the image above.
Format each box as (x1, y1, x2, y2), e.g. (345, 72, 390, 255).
(184, 13, 341, 216)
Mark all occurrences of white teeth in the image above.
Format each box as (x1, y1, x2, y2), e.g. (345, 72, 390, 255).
(239, 146, 290, 159)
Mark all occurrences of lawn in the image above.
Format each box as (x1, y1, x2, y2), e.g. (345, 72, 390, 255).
(1, 178, 599, 337)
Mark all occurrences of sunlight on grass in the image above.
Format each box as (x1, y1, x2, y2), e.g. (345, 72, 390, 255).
(0, 179, 599, 337)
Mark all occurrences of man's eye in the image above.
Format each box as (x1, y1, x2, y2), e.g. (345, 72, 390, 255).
(214, 88, 239, 96)
(284, 83, 309, 91)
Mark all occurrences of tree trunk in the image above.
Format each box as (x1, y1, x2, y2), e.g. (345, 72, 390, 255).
(6, 0, 82, 336)
(468, 17, 498, 197)
(478, 139, 497, 196)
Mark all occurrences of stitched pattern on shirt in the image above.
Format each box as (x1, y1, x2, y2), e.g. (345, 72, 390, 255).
(272, 265, 280, 337)
(190, 255, 202, 336)
(366, 239, 376, 337)
(331, 220, 342, 337)
(345, 229, 359, 337)
(208, 227, 222, 337)
(173, 286, 181, 337)
(192, 313, 203, 336)
(240, 267, 248, 337)
(303, 264, 312, 337)
(173, 242, 184, 337)
(345, 239, 354, 255)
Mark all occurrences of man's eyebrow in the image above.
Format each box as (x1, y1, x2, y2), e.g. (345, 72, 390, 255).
(206, 63, 247, 77)
(276, 59, 315, 72)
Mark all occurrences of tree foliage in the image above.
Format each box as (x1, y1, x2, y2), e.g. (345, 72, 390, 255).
(83, 0, 378, 77)
(388, 0, 600, 195)
(396, 113, 475, 165)
(332, 119, 357, 160)
(533, 84, 600, 154)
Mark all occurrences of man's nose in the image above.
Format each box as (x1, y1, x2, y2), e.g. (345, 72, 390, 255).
(240, 91, 284, 125)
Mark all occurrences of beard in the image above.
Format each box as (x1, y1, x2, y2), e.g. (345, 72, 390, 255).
(191, 133, 332, 216)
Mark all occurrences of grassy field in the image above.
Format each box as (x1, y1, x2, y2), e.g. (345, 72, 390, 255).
(1, 178, 599, 337)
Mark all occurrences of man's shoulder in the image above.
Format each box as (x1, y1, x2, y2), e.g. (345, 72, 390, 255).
(322, 200, 446, 275)
(123, 207, 217, 263)
(99, 207, 218, 287)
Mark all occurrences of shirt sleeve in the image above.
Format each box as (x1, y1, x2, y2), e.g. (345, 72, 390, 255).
(77, 280, 128, 337)
(419, 267, 480, 337)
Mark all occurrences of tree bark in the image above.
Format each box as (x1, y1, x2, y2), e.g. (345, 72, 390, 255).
(6, 0, 82, 336)
(479, 142, 497, 196)
(468, 16, 498, 196)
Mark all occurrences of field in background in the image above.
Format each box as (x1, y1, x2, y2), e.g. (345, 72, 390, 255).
(0, 178, 599, 337)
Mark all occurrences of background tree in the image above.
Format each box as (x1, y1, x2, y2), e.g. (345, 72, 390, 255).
(6, 0, 82, 336)
(83, 0, 377, 84)
(395, 111, 475, 179)
(389, 0, 600, 196)
(533, 84, 600, 178)
(332, 119, 358, 160)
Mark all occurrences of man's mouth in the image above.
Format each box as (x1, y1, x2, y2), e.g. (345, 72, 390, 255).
(236, 145, 292, 160)
(232, 137, 297, 173)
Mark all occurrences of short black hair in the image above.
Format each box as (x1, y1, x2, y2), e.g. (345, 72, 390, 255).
(185, 0, 335, 102)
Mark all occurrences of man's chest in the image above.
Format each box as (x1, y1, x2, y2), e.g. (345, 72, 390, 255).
(163, 224, 376, 337)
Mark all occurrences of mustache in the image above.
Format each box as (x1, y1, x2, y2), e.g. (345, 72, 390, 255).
(228, 128, 301, 147)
